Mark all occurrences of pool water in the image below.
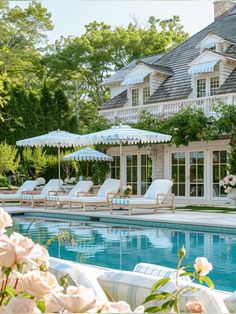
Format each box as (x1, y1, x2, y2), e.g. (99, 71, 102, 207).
(12, 216, 236, 292)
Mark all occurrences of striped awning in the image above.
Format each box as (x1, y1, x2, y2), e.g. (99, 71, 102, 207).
(188, 60, 219, 75)
(121, 74, 147, 86)
(201, 42, 217, 49)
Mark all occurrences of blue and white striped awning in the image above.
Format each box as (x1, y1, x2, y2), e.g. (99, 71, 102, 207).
(201, 42, 217, 49)
(188, 60, 219, 75)
(121, 74, 147, 86)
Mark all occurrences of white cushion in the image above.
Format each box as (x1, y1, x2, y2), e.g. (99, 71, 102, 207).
(97, 270, 228, 313)
(41, 179, 63, 195)
(224, 292, 236, 313)
(97, 179, 120, 197)
(0, 194, 21, 200)
(49, 257, 108, 301)
(17, 180, 37, 195)
(133, 263, 191, 283)
(69, 196, 107, 203)
(68, 180, 93, 197)
(144, 180, 173, 203)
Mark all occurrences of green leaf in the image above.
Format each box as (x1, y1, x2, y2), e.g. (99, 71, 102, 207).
(37, 300, 45, 313)
(180, 272, 194, 277)
(161, 299, 175, 311)
(201, 276, 214, 289)
(59, 273, 69, 287)
(145, 306, 163, 313)
(5, 286, 16, 297)
(151, 277, 170, 293)
(143, 292, 172, 304)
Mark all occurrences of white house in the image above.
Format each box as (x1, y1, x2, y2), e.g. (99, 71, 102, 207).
(99, 1, 236, 204)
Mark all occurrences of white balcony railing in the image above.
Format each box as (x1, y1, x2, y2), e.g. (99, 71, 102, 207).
(99, 93, 236, 123)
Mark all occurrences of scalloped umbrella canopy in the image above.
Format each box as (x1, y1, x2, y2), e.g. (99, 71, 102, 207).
(63, 147, 113, 162)
(74, 125, 172, 187)
(16, 130, 81, 187)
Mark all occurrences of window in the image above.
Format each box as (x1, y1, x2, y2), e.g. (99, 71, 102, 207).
(111, 156, 120, 179)
(210, 77, 219, 96)
(141, 155, 152, 195)
(143, 87, 150, 105)
(212, 150, 227, 197)
(197, 79, 206, 98)
(132, 89, 139, 107)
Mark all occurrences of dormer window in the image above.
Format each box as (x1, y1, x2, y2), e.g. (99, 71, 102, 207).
(210, 76, 220, 95)
(132, 89, 139, 106)
(143, 87, 150, 105)
(196, 76, 219, 98)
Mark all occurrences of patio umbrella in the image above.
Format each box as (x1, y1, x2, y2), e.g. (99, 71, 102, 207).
(16, 130, 80, 187)
(73, 124, 172, 188)
(63, 147, 114, 177)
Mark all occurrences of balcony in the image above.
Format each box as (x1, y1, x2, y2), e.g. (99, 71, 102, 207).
(99, 93, 236, 123)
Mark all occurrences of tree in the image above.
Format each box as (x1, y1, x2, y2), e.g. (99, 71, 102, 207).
(40, 83, 55, 132)
(0, 0, 53, 87)
(0, 142, 19, 175)
(43, 17, 188, 108)
(21, 147, 47, 178)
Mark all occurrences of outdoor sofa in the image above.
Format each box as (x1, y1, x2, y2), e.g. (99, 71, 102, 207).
(111, 179, 175, 215)
(0, 180, 38, 205)
(49, 258, 232, 313)
(69, 178, 120, 211)
(44, 180, 93, 208)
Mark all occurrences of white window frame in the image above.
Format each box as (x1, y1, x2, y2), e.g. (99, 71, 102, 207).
(131, 88, 139, 107)
(195, 73, 220, 98)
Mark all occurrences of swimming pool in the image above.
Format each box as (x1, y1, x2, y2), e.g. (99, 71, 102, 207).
(12, 216, 236, 292)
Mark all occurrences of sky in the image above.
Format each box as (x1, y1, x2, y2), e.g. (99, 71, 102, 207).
(14, 0, 215, 43)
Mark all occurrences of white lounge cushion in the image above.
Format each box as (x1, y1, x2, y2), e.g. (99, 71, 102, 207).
(112, 198, 156, 205)
(41, 179, 63, 195)
(0, 194, 22, 200)
(49, 257, 108, 301)
(97, 179, 120, 197)
(17, 180, 38, 194)
(133, 263, 191, 283)
(144, 180, 173, 204)
(68, 180, 93, 197)
(224, 292, 236, 313)
(69, 196, 107, 203)
(97, 270, 228, 313)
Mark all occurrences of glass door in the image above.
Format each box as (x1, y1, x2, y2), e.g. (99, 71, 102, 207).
(126, 155, 137, 195)
(141, 155, 152, 195)
(171, 152, 186, 196)
(189, 151, 204, 197)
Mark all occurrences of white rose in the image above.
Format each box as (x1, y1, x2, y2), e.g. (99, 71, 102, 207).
(88, 301, 144, 313)
(0, 208, 12, 233)
(194, 257, 213, 276)
(22, 270, 61, 299)
(0, 235, 17, 267)
(10, 233, 35, 266)
(4, 295, 41, 313)
(54, 285, 96, 313)
(30, 244, 49, 269)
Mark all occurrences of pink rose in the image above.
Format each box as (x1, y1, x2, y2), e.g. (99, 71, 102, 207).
(0, 208, 12, 233)
(54, 285, 96, 313)
(0, 235, 17, 267)
(194, 257, 213, 276)
(4, 295, 41, 313)
(22, 270, 61, 299)
(186, 301, 205, 313)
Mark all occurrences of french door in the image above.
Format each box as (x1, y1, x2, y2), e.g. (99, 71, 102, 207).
(171, 151, 205, 198)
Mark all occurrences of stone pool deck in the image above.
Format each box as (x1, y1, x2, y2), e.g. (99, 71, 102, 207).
(4, 204, 236, 231)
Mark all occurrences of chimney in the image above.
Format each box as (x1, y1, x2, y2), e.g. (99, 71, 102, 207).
(214, 0, 235, 20)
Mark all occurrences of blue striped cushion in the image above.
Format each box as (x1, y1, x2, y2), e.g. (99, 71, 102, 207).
(112, 199, 130, 205)
(21, 194, 33, 200)
(47, 196, 59, 202)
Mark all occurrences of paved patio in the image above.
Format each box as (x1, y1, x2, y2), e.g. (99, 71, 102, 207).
(4, 204, 236, 229)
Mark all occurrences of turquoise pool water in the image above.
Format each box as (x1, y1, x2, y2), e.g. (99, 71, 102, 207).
(12, 216, 236, 292)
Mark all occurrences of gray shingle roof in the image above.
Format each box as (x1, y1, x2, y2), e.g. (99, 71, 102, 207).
(217, 68, 236, 94)
(101, 54, 164, 85)
(100, 90, 128, 109)
(102, 5, 236, 108)
(148, 6, 236, 103)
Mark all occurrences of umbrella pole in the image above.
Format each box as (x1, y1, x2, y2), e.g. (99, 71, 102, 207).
(119, 140, 123, 193)
(58, 145, 61, 190)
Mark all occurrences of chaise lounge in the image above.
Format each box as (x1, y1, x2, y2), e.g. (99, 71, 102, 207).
(44, 180, 93, 208)
(20, 179, 63, 208)
(111, 179, 175, 215)
(69, 178, 120, 211)
(0, 180, 37, 206)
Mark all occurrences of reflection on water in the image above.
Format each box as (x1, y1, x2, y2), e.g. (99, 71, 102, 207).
(12, 217, 236, 292)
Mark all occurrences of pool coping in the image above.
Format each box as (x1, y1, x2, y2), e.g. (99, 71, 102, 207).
(8, 207, 236, 235)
